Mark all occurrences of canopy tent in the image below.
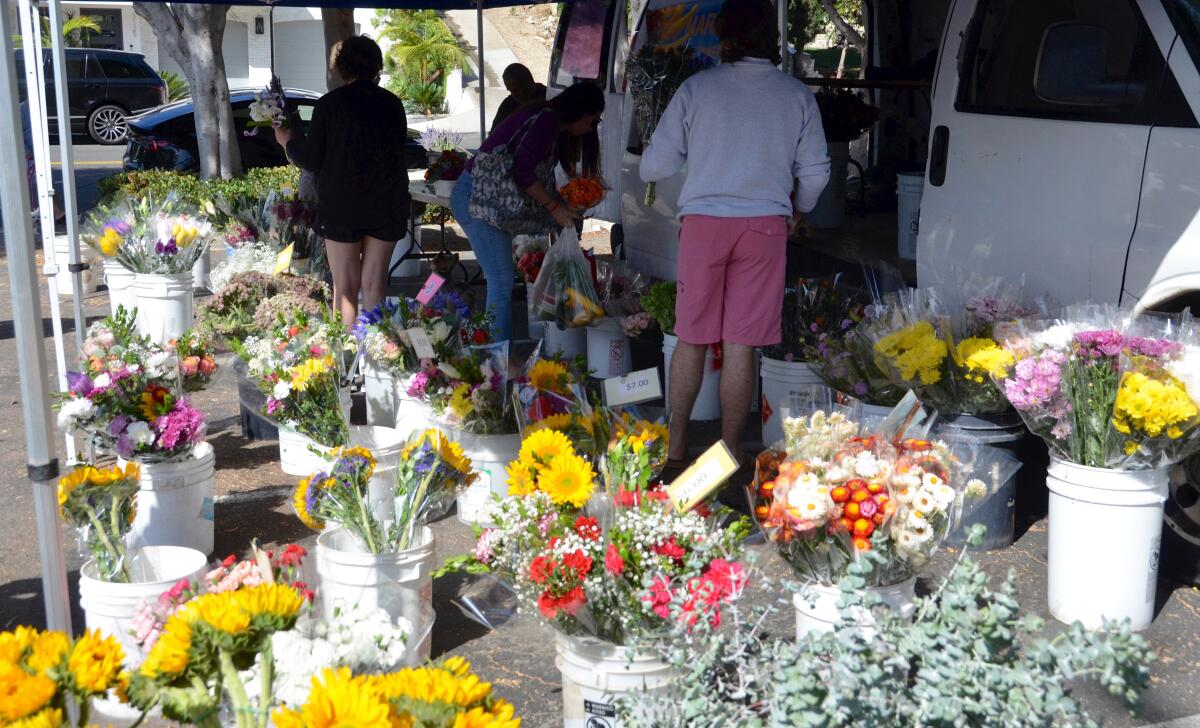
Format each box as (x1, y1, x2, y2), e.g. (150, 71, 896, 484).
(2, 0, 572, 636)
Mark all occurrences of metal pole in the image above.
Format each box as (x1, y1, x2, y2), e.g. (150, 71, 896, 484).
(18, 0, 75, 464)
(1, 0, 73, 636)
(477, 0, 485, 140)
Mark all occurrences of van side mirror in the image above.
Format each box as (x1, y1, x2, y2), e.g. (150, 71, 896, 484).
(1035, 22, 1141, 107)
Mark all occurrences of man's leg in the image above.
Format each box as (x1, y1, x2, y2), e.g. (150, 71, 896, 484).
(719, 342, 755, 461)
(668, 339, 708, 462)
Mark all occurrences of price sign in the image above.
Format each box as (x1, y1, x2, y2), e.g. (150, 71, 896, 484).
(667, 441, 739, 513)
(406, 327, 436, 359)
(603, 367, 662, 406)
(272, 243, 294, 274)
(415, 273, 446, 304)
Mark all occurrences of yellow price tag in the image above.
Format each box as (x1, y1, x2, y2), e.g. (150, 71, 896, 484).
(273, 243, 294, 274)
(667, 441, 739, 513)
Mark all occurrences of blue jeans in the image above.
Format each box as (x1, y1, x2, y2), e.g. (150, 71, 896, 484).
(451, 171, 514, 343)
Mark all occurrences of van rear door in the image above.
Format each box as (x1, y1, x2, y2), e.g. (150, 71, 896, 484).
(917, 0, 1173, 304)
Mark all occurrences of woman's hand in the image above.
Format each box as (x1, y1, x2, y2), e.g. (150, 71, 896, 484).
(274, 126, 294, 147)
(550, 204, 582, 229)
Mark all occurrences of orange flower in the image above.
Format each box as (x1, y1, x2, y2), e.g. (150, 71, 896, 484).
(852, 537, 872, 551)
(559, 176, 607, 210)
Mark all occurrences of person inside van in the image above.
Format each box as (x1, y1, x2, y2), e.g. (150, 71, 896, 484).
(639, 0, 830, 470)
(492, 63, 548, 131)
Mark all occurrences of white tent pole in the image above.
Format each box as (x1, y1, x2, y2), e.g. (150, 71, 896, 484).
(1, 0, 73, 636)
(19, 0, 75, 465)
(47, 0, 86, 356)
(477, 0, 485, 140)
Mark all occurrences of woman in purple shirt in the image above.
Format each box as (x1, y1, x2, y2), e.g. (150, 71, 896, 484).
(450, 82, 605, 343)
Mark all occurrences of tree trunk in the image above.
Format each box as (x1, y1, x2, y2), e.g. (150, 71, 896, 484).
(133, 3, 241, 179)
(321, 9, 355, 91)
(819, 0, 866, 58)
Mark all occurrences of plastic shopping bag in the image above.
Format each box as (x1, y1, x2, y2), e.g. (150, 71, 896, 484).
(531, 226, 604, 328)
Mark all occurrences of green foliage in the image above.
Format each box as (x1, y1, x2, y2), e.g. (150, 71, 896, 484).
(374, 9, 467, 113)
(159, 70, 190, 102)
(620, 539, 1156, 727)
(13, 11, 101, 49)
(640, 282, 676, 336)
(405, 81, 446, 116)
(98, 167, 300, 223)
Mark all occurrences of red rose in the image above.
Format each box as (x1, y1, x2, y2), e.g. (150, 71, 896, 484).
(604, 543, 624, 575)
(472, 329, 488, 344)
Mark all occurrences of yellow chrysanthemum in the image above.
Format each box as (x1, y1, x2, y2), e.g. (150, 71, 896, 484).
(505, 457, 537, 496)
(449, 383, 475, 419)
(528, 359, 570, 394)
(235, 583, 305, 621)
(26, 631, 69, 677)
(874, 320, 948, 386)
(139, 615, 191, 679)
(955, 337, 1014, 384)
(518, 429, 574, 464)
(282, 667, 393, 728)
(67, 629, 124, 695)
(5, 706, 62, 728)
(293, 476, 326, 531)
(536, 453, 596, 508)
(0, 662, 57, 721)
(290, 356, 335, 392)
(1112, 371, 1199, 439)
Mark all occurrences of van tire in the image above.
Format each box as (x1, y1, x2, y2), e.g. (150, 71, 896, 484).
(88, 104, 129, 145)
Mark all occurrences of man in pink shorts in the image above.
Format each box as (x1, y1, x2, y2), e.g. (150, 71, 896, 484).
(639, 0, 830, 466)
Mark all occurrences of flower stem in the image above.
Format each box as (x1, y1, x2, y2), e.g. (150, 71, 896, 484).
(75, 696, 90, 728)
(85, 506, 129, 583)
(218, 648, 254, 728)
(258, 638, 274, 728)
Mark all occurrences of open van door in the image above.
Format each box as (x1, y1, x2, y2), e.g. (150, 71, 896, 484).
(548, 0, 629, 224)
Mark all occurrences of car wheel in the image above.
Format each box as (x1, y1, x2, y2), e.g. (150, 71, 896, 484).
(1164, 457, 1200, 586)
(88, 104, 128, 145)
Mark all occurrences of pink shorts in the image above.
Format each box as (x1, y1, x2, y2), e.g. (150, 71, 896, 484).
(675, 214, 788, 347)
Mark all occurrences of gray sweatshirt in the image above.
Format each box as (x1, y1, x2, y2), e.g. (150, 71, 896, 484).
(639, 58, 831, 218)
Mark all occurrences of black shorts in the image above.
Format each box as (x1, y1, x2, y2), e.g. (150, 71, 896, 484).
(318, 221, 408, 244)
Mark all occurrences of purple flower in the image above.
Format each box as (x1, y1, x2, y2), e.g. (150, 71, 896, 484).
(1128, 337, 1182, 359)
(1074, 330, 1126, 359)
(853, 381, 869, 397)
(107, 414, 131, 439)
(265, 397, 284, 415)
(155, 239, 178, 256)
(66, 371, 93, 396)
(116, 434, 135, 459)
(407, 371, 431, 399)
(1004, 349, 1066, 410)
(154, 400, 206, 452)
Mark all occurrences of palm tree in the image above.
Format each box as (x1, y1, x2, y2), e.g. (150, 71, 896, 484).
(377, 11, 469, 87)
(159, 70, 190, 102)
(13, 12, 102, 49)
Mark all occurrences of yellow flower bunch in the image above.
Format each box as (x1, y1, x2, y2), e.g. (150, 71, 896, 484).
(1112, 371, 1199, 440)
(403, 429, 473, 474)
(525, 413, 575, 436)
(449, 383, 476, 419)
(528, 359, 571, 395)
(64, 629, 125, 697)
(171, 222, 200, 248)
(138, 617, 193, 679)
(505, 429, 597, 507)
(96, 226, 123, 257)
(273, 659, 520, 728)
(293, 473, 329, 531)
(0, 626, 125, 725)
(874, 320, 948, 385)
(290, 355, 336, 392)
(954, 337, 1015, 384)
(57, 462, 140, 511)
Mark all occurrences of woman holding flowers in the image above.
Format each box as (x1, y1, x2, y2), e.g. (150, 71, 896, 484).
(275, 36, 410, 327)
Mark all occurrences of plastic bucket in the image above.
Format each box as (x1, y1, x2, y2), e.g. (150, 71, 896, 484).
(119, 443, 215, 555)
(759, 357, 824, 447)
(388, 234, 421, 279)
(363, 363, 397, 428)
(191, 245, 210, 291)
(940, 411, 1025, 551)
(133, 272, 194, 345)
(351, 425, 406, 525)
(556, 634, 676, 728)
(793, 578, 916, 639)
(50, 236, 97, 298)
(897, 172, 924, 260)
(1046, 460, 1167, 631)
(544, 322, 586, 360)
(663, 334, 720, 420)
(434, 179, 457, 198)
(450, 429, 521, 525)
(278, 425, 334, 477)
(586, 318, 633, 378)
(394, 377, 435, 438)
(807, 141, 850, 229)
(316, 525, 435, 664)
(103, 260, 138, 318)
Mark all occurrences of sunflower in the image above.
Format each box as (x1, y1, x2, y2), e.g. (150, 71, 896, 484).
(191, 592, 251, 635)
(528, 359, 570, 394)
(66, 629, 124, 695)
(454, 703, 521, 728)
(636, 421, 669, 448)
(435, 434, 473, 474)
(25, 630, 69, 675)
(505, 457, 537, 496)
(332, 446, 377, 479)
(293, 476, 326, 531)
(138, 617, 192, 679)
(519, 429, 574, 465)
(7, 707, 63, 728)
(0, 662, 57, 721)
(449, 383, 475, 419)
(57, 466, 95, 509)
(526, 413, 574, 435)
(235, 583, 305, 621)
(273, 667, 392, 728)
(536, 453, 596, 508)
(368, 664, 491, 708)
(138, 385, 173, 423)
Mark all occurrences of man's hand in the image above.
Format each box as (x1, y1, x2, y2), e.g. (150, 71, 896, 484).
(789, 208, 806, 236)
(274, 126, 294, 147)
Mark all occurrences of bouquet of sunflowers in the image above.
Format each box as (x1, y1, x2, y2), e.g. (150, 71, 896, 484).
(58, 463, 140, 583)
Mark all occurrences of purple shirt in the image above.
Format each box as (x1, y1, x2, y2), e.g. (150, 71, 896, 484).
(467, 106, 559, 188)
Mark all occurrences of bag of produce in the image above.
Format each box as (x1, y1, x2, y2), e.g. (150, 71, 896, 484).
(531, 226, 605, 328)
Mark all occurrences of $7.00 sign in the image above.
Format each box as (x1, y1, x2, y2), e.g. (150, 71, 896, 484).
(602, 367, 662, 407)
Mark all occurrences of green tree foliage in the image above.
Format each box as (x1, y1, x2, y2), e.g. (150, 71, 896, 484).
(159, 70, 190, 102)
(13, 11, 101, 49)
(374, 9, 468, 115)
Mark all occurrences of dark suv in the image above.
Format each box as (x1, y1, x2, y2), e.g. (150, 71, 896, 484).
(15, 48, 166, 145)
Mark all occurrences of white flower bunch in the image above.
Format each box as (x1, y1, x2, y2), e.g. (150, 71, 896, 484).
(210, 242, 276, 294)
(57, 397, 96, 430)
(783, 411, 861, 462)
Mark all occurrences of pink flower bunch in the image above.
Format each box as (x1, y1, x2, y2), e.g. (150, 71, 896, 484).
(132, 577, 192, 651)
(473, 528, 499, 564)
(642, 559, 747, 628)
(1004, 348, 1067, 410)
(205, 557, 265, 594)
(154, 400, 207, 452)
(407, 370, 432, 399)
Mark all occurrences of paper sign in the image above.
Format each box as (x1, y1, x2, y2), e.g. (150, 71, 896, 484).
(667, 441, 739, 513)
(603, 367, 662, 406)
(273, 243, 294, 274)
(415, 273, 446, 304)
(406, 327, 436, 359)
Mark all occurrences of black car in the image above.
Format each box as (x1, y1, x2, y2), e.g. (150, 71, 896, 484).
(16, 48, 166, 145)
(124, 88, 429, 172)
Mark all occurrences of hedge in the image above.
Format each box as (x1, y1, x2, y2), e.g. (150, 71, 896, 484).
(97, 167, 301, 209)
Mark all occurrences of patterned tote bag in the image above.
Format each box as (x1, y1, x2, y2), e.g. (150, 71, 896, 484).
(468, 109, 559, 235)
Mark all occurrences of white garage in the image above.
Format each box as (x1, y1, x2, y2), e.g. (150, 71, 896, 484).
(271, 16, 329, 94)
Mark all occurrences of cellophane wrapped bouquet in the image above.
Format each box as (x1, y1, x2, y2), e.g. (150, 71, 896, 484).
(515, 235, 548, 284)
(167, 328, 219, 392)
(511, 348, 602, 453)
(767, 275, 868, 364)
(245, 75, 287, 136)
(354, 292, 487, 386)
(84, 194, 214, 274)
(264, 186, 323, 270)
(235, 309, 349, 447)
(428, 344, 513, 435)
(994, 305, 1200, 469)
(451, 427, 750, 645)
(559, 175, 607, 213)
(58, 462, 140, 582)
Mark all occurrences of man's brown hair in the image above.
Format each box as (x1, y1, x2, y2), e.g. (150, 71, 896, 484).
(715, 0, 783, 66)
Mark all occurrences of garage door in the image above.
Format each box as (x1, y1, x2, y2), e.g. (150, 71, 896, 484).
(272, 20, 327, 94)
(158, 21, 250, 86)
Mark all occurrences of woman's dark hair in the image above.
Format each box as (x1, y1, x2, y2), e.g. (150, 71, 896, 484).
(715, 0, 783, 65)
(334, 35, 384, 82)
(548, 82, 605, 177)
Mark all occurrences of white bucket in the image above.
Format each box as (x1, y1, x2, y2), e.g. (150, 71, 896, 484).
(897, 172, 924, 260)
(807, 141, 850, 229)
(556, 634, 676, 728)
(316, 526, 435, 665)
(363, 363, 397, 428)
(759, 357, 824, 448)
(544, 323, 586, 360)
(1046, 460, 1167, 631)
(119, 443, 215, 555)
(389, 234, 421, 279)
(191, 244, 210, 290)
(52, 235, 98, 298)
(434, 179, 457, 198)
(586, 318, 632, 378)
(340, 386, 353, 422)
(793, 578, 916, 639)
(663, 334, 720, 421)
(351, 425, 406, 525)
(394, 378, 436, 438)
(450, 429, 521, 525)
(103, 260, 138, 318)
(133, 272, 194, 345)
(278, 425, 334, 476)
